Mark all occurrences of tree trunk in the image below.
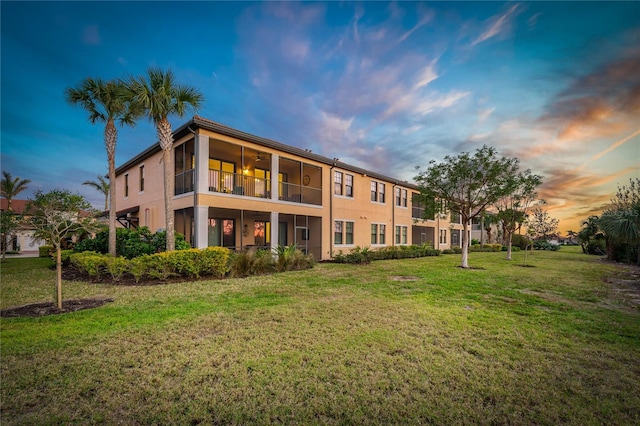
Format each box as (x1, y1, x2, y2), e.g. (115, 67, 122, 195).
(56, 245, 63, 310)
(506, 230, 513, 260)
(157, 118, 175, 252)
(162, 148, 175, 251)
(105, 119, 117, 257)
(461, 220, 469, 268)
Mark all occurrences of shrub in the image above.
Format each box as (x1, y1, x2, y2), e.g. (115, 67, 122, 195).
(39, 246, 53, 257)
(198, 246, 230, 278)
(128, 257, 148, 283)
(74, 227, 190, 259)
(69, 251, 107, 278)
(144, 252, 176, 281)
(534, 241, 561, 251)
(60, 249, 74, 266)
(228, 248, 276, 278)
(471, 239, 480, 245)
(511, 234, 531, 250)
(442, 249, 455, 254)
(104, 256, 128, 282)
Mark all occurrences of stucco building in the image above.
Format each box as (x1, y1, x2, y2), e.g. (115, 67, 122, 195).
(114, 116, 464, 260)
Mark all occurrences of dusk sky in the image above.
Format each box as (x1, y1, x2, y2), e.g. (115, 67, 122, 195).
(1, 1, 638, 234)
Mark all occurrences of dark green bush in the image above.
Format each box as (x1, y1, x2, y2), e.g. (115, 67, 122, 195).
(534, 241, 561, 251)
(336, 244, 439, 263)
(74, 227, 190, 259)
(511, 234, 531, 250)
(39, 246, 53, 257)
(442, 249, 455, 254)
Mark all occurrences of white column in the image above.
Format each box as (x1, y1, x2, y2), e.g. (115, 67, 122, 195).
(271, 211, 279, 251)
(195, 133, 209, 194)
(271, 154, 279, 201)
(194, 205, 209, 249)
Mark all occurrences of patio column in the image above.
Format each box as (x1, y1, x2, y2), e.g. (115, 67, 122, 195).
(270, 211, 279, 252)
(271, 154, 279, 201)
(194, 205, 209, 249)
(195, 133, 209, 194)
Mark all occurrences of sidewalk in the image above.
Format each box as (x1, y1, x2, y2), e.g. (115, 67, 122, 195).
(4, 251, 39, 258)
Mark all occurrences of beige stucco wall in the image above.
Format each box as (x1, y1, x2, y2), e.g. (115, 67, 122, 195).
(115, 125, 465, 259)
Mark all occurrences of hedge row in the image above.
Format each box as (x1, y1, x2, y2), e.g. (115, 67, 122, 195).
(68, 247, 230, 283)
(333, 245, 440, 264)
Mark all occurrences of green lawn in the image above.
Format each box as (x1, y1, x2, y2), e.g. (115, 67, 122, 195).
(1, 247, 639, 425)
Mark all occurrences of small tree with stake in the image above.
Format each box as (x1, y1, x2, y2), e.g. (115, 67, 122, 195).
(415, 145, 519, 268)
(25, 189, 98, 309)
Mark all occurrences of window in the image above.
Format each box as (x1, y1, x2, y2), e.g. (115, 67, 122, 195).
(451, 229, 460, 246)
(124, 174, 129, 198)
(254, 221, 270, 246)
(345, 174, 353, 197)
(371, 223, 386, 245)
(395, 225, 408, 245)
(346, 221, 354, 244)
(334, 171, 343, 195)
(334, 171, 354, 198)
(334, 220, 354, 245)
(175, 139, 195, 195)
(371, 181, 385, 203)
(439, 229, 447, 244)
(139, 165, 144, 192)
(395, 187, 407, 207)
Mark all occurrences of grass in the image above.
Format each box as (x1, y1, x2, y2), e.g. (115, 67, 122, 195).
(1, 247, 639, 424)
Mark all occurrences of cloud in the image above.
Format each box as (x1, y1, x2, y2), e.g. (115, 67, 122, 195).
(589, 128, 640, 161)
(470, 4, 520, 47)
(477, 107, 495, 122)
(82, 25, 101, 45)
(539, 51, 640, 141)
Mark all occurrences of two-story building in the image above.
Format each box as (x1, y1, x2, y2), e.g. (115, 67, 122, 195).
(114, 116, 464, 260)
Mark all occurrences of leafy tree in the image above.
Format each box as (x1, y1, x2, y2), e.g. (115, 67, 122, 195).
(82, 175, 110, 212)
(598, 178, 640, 264)
(480, 211, 500, 245)
(66, 78, 139, 257)
(526, 206, 559, 241)
(25, 189, 98, 309)
(494, 170, 542, 260)
(1, 171, 31, 259)
(1, 171, 31, 211)
(415, 145, 520, 268)
(0, 210, 20, 260)
(578, 215, 604, 255)
(124, 68, 203, 251)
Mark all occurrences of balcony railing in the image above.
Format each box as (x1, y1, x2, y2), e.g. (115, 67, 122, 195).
(279, 182, 322, 206)
(208, 170, 272, 198)
(175, 169, 195, 195)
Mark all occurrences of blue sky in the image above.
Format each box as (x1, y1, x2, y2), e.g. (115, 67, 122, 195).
(1, 1, 639, 233)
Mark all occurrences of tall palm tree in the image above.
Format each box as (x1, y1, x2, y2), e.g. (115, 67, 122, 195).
(1, 171, 32, 211)
(1, 171, 31, 259)
(65, 78, 139, 256)
(82, 175, 110, 212)
(125, 68, 203, 251)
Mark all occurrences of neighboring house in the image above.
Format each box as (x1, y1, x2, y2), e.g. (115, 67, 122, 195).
(114, 116, 464, 260)
(0, 199, 46, 252)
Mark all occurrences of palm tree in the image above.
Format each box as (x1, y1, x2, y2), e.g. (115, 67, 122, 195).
(82, 175, 110, 212)
(1, 171, 31, 259)
(125, 68, 203, 251)
(1, 171, 31, 211)
(65, 78, 139, 257)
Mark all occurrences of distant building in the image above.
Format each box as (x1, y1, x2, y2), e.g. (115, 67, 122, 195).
(0, 199, 46, 252)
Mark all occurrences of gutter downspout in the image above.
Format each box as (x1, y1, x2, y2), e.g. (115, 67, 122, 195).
(329, 160, 337, 259)
(188, 125, 197, 247)
(392, 183, 397, 247)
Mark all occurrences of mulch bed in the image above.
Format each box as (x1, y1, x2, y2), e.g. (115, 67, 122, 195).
(0, 298, 114, 318)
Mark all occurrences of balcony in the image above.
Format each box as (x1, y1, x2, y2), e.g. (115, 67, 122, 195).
(279, 182, 322, 206)
(208, 170, 271, 198)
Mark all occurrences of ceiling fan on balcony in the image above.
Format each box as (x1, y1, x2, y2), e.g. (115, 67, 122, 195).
(255, 152, 267, 162)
